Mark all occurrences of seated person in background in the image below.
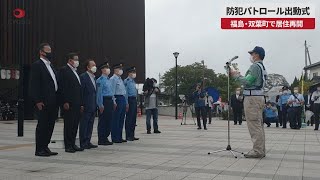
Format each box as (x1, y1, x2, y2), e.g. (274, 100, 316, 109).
(263, 102, 279, 127)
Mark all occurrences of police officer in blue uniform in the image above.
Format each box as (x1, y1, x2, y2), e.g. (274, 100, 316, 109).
(96, 62, 114, 145)
(110, 63, 128, 143)
(278, 86, 291, 128)
(124, 66, 139, 141)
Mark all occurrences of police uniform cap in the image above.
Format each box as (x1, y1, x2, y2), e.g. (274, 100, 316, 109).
(98, 62, 109, 69)
(126, 66, 136, 73)
(112, 63, 123, 69)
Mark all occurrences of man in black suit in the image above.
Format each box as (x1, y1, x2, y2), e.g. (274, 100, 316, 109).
(30, 43, 59, 157)
(230, 88, 244, 125)
(305, 90, 314, 126)
(79, 59, 98, 149)
(275, 89, 283, 126)
(58, 53, 84, 153)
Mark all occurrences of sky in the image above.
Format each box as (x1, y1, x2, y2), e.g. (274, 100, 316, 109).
(145, 0, 320, 84)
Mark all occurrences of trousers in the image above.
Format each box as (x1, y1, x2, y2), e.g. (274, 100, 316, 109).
(35, 106, 58, 152)
(195, 106, 207, 128)
(125, 97, 137, 140)
(111, 96, 126, 142)
(243, 96, 265, 155)
(98, 97, 113, 143)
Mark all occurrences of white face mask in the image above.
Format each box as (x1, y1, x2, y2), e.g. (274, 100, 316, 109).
(294, 90, 299, 94)
(102, 68, 110, 75)
(90, 66, 97, 73)
(131, 73, 136, 79)
(118, 69, 123, 76)
(283, 90, 288, 94)
(250, 56, 255, 63)
(279, 92, 283, 95)
(73, 61, 79, 68)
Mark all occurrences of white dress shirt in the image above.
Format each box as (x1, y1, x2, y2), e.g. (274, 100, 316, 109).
(87, 71, 96, 90)
(311, 91, 320, 104)
(40, 58, 58, 91)
(288, 93, 304, 107)
(205, 96, 213, 108)
(67, 63, 81, 85)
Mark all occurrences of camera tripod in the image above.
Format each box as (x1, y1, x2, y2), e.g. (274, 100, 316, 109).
(180, 101, 196, 125)
(207, 62, 243, 158)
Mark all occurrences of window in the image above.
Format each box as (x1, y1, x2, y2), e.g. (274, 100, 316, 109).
(313, 72, 318, 77)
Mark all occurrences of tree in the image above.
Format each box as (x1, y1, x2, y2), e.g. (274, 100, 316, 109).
(291, 76, 299, 90)
(161, 62, 239, 104)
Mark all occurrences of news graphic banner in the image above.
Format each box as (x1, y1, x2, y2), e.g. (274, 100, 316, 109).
(221, 3, 316, 29)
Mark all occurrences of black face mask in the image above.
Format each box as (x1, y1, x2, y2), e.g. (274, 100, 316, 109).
(44, 52, 53, 61)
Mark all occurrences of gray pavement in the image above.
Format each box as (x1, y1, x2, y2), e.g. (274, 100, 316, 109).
(0, 116, 319, 180)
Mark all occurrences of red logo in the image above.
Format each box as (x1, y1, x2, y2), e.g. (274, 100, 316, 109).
(13, 8, 26, 19)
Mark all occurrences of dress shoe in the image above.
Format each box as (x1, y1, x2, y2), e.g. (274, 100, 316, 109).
(45, 147, 58, 156)
(154, 130, 161, 134)
(89, 143, 98, 148)
(35, 150, 50, 157)
(315, 129, 319, 131)
(126, 138, 134, 141)
(197, 127, 202, 130)
(134, 137, 139, 141)
(82, 145, 91, 149)
(147, 131, 151, 134)
(244, 153, 265, 158)
(65, 148, 76, 153)
(99, 141, 113, 145)
(112, 141, 122, 144)
(204, 127, 207, 130)
(73, 145, 84, 151)
(122, 139, 127, 143)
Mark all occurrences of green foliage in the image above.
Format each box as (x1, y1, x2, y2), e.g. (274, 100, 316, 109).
(161, 62, 240, 103)
(290, 76, 299, 90)
(299, 78, 312, 94)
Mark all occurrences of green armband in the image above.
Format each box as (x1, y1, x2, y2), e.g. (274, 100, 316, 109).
(245, 74, 256, 85)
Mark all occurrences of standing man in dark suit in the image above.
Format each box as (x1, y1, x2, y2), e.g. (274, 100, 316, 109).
(305, 90, 314, 126)
(79, 59, 98, 149)
(30, 43, 59, 157)
(230, 88, 244, 125)
(276, 89, 283, 126)
(58, 53, 84, 153)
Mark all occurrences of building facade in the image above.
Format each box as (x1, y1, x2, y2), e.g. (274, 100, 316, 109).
(0, 0, 145, 119)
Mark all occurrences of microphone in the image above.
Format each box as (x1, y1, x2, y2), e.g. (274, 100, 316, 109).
(227, 56, 239, 64)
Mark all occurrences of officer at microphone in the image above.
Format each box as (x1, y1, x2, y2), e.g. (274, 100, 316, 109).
(230, 46, 267, 158)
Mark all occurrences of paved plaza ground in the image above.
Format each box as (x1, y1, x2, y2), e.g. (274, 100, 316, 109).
(0, 116, 320, 180)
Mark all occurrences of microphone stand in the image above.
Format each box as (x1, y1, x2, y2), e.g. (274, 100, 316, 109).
(208, 62, 243, 158)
